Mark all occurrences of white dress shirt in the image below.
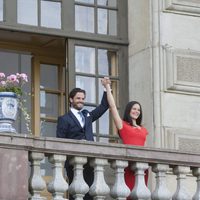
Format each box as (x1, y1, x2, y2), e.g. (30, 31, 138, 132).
(70, 107, 85, 127)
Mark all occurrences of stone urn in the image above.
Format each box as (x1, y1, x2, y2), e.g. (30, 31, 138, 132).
(0, 92, 18, 133)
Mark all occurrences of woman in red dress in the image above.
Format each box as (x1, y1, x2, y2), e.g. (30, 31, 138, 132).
(102, 78, 148, 194)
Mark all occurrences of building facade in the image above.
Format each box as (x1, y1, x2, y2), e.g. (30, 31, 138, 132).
(0, 0, 200, 199)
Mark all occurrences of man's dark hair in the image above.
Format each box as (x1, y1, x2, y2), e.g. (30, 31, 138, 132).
(123, 101, 143, 126)
(69, 88, 86, 99)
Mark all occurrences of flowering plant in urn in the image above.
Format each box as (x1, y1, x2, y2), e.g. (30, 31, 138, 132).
(0, 72, 28, 95)
(0, 72, 31, 133)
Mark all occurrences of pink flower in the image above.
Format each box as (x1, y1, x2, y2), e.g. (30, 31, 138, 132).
(0, 72, 5, 79)
(7, 74, 18, 82)
(0, 81, 6, 86)
(19, 73, 28, 82)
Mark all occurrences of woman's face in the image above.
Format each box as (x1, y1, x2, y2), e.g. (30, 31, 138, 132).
(130, 103, 141, 120)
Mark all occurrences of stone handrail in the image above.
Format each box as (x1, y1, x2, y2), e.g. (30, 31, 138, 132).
(0, 133, 200, 200)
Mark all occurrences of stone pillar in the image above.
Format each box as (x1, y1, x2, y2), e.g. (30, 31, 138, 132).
(172, 166, 191, 200)
(29, 152, 46, 200)
(110, 160, 130, 200)
(68, 156, 89, 200)
(192, 168, 200, 200)
(130, 162, 151, 200)
(89, 158, 110, 200)
(151, 164, 172, 200)
(47, 154, 68, 200)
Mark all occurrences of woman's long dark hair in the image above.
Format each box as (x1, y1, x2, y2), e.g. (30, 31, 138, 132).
(123, 101, 142, 126)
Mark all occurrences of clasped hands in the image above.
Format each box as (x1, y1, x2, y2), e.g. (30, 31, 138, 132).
(101, 77, 111, 87)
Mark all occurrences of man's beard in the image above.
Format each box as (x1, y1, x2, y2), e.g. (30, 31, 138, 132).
(73, 103, 84, 110)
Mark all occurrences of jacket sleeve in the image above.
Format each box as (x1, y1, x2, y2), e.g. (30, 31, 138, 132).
(90, 92, 109, 122)
(56, 116, 69, 138)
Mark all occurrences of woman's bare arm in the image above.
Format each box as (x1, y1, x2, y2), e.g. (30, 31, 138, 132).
(101, 78, 123, 130)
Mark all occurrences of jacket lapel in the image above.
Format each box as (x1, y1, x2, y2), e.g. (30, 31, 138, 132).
(69, 110, 82, 129)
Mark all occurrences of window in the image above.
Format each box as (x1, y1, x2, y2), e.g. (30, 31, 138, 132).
(75, 0, 117, 35)
(0, 0, 3, 21)
(17, 0, 61, 29)
(0, 50, 32, 134)
(40, 63, 65, 137)
(71, 42, 120, 142)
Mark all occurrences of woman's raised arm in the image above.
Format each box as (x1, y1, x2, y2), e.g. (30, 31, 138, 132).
(101, 78, 123, 130)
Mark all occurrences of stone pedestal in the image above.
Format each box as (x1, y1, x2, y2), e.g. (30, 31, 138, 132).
(0, 148, 28, 200)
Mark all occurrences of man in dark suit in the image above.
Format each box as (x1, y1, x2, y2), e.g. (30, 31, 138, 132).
(56, 78, 109, 200)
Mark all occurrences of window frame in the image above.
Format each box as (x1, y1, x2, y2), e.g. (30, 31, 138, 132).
(1, 0, 128, 44)
(67, 39, 128, 142)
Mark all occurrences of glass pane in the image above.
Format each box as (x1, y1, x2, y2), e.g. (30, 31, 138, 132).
(75, 46, 95, 74)
(0, 0, 3, 21)
(75, 5, 94, 33)
(98, 8, 107, 35)
(76, 76, 96, 103)
(41, 0, 61, 29)
(99, 110, 109, 134)
(40, 93, 58, 118)
(98, 49, 117, 76)
(17, 0, 38, 26)
(75, 0, 94, 4)
(40, 64, 58, 90)
(40, 120, 57, 137)
(0, 52, 19, 74)
(97, 0, 117, 7)
(98, 9, 117, 35)
(109, 10, 117, 35)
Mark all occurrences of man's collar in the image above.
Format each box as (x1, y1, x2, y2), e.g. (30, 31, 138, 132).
(70, 107, 82, 113)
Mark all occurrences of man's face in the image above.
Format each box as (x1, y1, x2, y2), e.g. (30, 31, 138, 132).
(70, 92, 85, 110)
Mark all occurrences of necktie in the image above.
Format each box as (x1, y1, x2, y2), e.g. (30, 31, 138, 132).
(78, 111, 85, 127)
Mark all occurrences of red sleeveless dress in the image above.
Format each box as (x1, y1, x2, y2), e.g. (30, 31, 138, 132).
(119, 121, 148, 191)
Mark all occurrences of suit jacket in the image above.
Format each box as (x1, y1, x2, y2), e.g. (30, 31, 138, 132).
(56, 92, 109, 141)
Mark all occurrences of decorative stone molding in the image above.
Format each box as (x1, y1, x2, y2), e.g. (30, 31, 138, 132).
(163, 0, 200, 15)
(163, 127, 200, 152)
(163, 45, 200, 94)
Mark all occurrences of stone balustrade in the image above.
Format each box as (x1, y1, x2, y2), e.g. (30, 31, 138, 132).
(0, 133, 200, 200)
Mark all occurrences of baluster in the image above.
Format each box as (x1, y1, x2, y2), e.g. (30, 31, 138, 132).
(89, 158, 110, 200)
(172, 166, 191, 200)
(29, 152, 46, 200)
(192, 168, 200, 200)
(47, 154, 68, 200)
(110, 160, 130, 200)
(130, 162, 151, 200)
(68, 156, 89, 200)
(151, 164, 172, 200)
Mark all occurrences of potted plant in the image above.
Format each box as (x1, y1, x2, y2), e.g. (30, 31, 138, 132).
(0, 72, 30, 133)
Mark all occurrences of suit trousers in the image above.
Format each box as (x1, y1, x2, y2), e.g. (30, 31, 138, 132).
(67, 162, 94, 200)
